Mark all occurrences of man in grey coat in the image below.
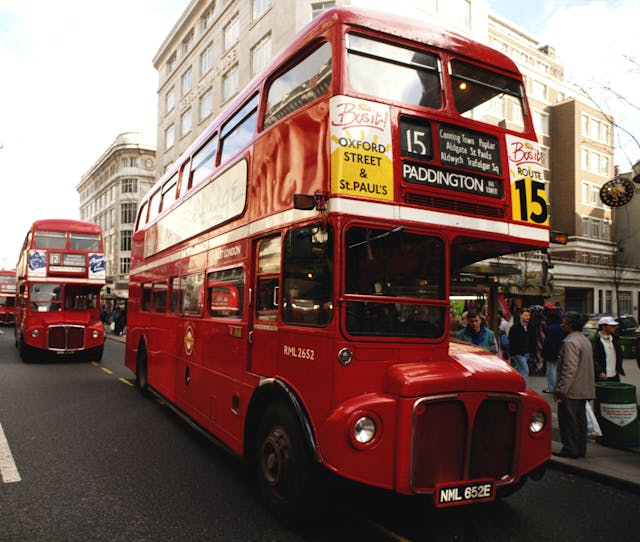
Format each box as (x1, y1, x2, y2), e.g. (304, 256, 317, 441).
(553, 312, 595, 458)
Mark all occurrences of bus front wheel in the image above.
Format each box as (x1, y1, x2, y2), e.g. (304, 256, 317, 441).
(256, 402, 314, 525)
(18, 336, 34, 364)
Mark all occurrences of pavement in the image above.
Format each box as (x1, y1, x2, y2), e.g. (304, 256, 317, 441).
(106, 332, 640, 492)
(529, 357, 640, 493)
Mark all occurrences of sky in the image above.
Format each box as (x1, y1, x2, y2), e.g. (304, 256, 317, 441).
(0, 0, 639, 267)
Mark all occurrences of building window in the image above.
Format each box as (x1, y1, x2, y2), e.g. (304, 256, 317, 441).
(165, 124, 175, 149)
(199, 87, 214, 120)
(619, 291, 632, 315)
(439, 0, 471, 31)
(120, 257, 131, 275)
(582, 148, 611, 176)
(181, 67, 193, 95)
(165, 86, 176, 113)
(252, 0, 271, 20)
(223, 14, 239, 51)
(581, 181, 604, 209)
(222, 65, 239, 101)
(311, 1, 335, 17)
(129, 157, 138, 167)
(120, 230, 132, 252)
(200, 42, 214, 75)
(202, 3, 216, 30)
(121, 178, 137, 193)
(582, 113, 610, 145)
(165, 53, 176, 77)
(251, 33, 272, 76)
(121, 202, 137, 223)
(181, 108, 193, 137)
(182, 29, 194, 55)
(532, 109, 549, 136)
(531, 79, 548, 101)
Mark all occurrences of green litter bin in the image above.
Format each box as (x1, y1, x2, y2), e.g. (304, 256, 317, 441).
(594, 382, 639, 447)
(619, 336, 636, 359)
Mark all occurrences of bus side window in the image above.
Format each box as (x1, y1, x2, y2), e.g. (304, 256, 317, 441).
(255, 237, 280, 322)
(160, 173, 179, 212)
(220, 94, 259, 163)
(136, 201, 149, 229)
(191, 135, 218, 188)
(264, 41, 332, 128)
(208, 267, 244, 318)
(153, 283, 168, 313)
(141, 284, 152, 311)
(282, 224, 333, 326)
(170, 277, 181, 314)
(181, 273, 204, 316)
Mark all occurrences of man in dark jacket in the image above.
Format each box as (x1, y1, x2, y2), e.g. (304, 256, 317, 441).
(509, 308, 532, 385)
(590, 316, 624, 382)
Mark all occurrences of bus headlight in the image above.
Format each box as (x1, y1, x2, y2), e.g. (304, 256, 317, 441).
(529, 410, 546, 433)
(353, 416, 376, 444)
(31, 329, 40, 338)
(92, 330, 100, 339)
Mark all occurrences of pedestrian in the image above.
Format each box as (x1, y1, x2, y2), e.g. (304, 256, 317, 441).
(590, 316, 624, 382)
(553, 312, 595, 458)
(112, 305, 122, 335)
(456, 310, 498, 354)
(541, 311, 565, 393)
(498, 308, 512, 360)
(508, 308, 533, 385)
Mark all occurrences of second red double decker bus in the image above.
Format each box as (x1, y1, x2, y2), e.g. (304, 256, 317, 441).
(0, 269, 17, 325)
(126, 7, 551, 522)
(15, 219, 106, 363)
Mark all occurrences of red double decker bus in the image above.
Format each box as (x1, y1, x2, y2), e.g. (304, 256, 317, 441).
(15, 219, 106, 363)
(0, 269, 17, 325)
(126, 7, 551, 521)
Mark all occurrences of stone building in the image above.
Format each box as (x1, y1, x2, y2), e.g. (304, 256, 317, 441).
(76, 132, 156, 300)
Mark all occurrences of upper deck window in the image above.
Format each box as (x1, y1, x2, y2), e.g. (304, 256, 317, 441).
(450, 60, 526, 132)
(69, 233, 100, 251)
(220, 94, 259, 162)
(264, 42, 332, 128)
(346, 33, 441, 109)
(34, 231, 66, 250)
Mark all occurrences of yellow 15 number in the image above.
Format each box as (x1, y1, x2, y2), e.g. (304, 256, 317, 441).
(512, 178, 548, 225)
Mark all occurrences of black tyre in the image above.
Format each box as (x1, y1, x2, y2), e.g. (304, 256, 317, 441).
(136, 343, 150, 396)
(18, 336, 34, 364)
(256, 402, 315, 525)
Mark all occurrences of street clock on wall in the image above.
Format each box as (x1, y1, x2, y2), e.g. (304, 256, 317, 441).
(600, 176, 635, 208)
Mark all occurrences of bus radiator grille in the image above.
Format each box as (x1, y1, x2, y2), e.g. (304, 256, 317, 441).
(404, 193, 505, 219)
(48, 325, 85, 351)
(412, 398, 517, 492)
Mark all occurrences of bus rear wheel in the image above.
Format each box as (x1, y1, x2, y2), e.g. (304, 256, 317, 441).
(256, 402, 314, 525)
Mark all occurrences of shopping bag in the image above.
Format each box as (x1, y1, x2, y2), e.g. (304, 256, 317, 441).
(586, 401, 602, 437)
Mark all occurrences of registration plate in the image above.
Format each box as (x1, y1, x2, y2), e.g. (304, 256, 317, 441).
(435, 480, 495, 507)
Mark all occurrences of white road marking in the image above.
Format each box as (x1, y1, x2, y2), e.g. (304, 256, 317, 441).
(0, 421, 22, 483)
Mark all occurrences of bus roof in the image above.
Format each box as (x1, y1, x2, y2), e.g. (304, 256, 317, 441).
(29, 219, 102, 235)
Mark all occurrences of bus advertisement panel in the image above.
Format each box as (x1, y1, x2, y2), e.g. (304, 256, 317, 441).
(0, 269, 17, 325)
(15, 219, 106, 363)
(125, 7, 551, 523)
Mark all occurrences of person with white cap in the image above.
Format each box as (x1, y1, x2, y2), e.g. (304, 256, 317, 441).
(589, 316, 625, 382)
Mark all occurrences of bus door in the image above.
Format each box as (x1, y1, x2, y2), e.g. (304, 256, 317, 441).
(248, 236, 280, 376)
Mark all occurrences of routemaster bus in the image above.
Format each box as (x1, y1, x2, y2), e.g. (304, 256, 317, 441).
(126, 7, 551, 521)
(0, 269, 17, 325)
(15, 219, 106, 363)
